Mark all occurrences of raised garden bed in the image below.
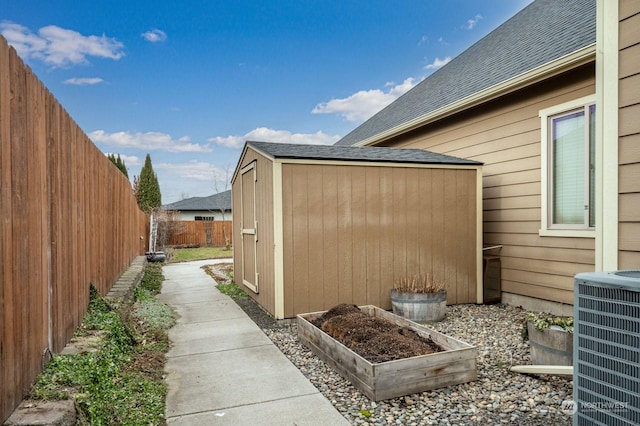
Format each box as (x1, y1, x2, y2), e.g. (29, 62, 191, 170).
(297, 305, 477, 401)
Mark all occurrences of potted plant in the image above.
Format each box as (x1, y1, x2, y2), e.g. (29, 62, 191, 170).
(390, 274, 447, 322)
(522, 312, 573, 366)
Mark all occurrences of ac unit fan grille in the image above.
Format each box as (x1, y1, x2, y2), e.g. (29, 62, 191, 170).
(574, 278, 640, 426)
(577, 337, 639, 365)
(577, 323, 640, 348)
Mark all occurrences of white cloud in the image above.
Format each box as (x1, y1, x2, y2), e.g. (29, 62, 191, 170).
(465, 14, 483, 30)
(210, 135, 244, 149)
(155, 161, 218, 181)
(209, 127, 340, 149)
(141, 29, 167, 43)
(312, 77, 418, 122)
(64, 77, 104, 85)
(0, 22, 47, 56)
(385, 78, 418, 97)
(0, 22, 124, 67)
(417, 35, 428, 46)
(425, 57, 451, 70)
(89, 130, 212, 153)
(156, 161, 234, 204)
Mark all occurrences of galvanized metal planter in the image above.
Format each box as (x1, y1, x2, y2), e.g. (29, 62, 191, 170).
(297, 305, 477, 401)
(390, 289, 447, 322)
(527, 321, 573, 366)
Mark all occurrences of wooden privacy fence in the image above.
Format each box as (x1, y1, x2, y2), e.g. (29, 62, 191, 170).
(168, 220, 233, 247)
(0, 36, 148, 422)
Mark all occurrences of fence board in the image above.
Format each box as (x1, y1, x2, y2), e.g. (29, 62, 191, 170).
(10, 42, 31, 399)
(167, 220, 232, 247)
(1, 37, 16, 417)
(0, 32, 12, 419)
(0, 36, 148, 422)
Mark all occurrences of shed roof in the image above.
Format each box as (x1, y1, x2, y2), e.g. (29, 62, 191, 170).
(335, 0, 596, 147)
(246, 141, 482, 166)
(163, 189, 232, 211)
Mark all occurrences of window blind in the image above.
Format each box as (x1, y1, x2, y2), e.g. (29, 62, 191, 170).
(552, 111, 585, 225)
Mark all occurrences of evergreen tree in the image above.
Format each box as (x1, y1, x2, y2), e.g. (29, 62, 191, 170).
(116, 154, 129, 178)
(136, 154, 162, 213)
(108, 153, 129, 178)
(133, 175, 140, 200)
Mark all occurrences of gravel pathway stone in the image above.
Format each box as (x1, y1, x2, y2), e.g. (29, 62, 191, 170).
(209, 264, 573, 426)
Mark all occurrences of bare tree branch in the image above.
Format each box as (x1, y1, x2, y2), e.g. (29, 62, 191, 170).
(211, 165, 232, 250)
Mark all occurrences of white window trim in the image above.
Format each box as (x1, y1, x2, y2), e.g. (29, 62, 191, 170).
(539, 95, 596, 238)
(595, 0, 619, 270)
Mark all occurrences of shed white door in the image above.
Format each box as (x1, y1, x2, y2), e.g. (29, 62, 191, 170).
(241, 162, 258, 293)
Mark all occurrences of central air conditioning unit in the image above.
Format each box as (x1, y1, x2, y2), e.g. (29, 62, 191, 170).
(573, 270, 640, 426)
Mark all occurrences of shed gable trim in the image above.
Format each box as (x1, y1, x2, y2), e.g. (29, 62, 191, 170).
(272, 161, 285, 319)
(354, 44, 596, 148)
(272, 158, 482, 171)
(239, 161, 259, 294)
(475, 168, 483, 304)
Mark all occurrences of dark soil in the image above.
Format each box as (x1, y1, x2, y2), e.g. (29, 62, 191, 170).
(312, 304, 443, 363)
(234, 297, 280, 329)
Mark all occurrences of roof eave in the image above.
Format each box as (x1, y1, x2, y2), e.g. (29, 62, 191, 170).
(354, 43, 596, 147)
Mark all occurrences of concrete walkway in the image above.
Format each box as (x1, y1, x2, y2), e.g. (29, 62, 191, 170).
(159, 259, 350, 426)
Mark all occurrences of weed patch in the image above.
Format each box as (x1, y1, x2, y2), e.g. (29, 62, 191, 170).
(29, 266, 175, 425)
(217, 281, 249, 299)
(202, 264, 247, 300)
(139, 263, 164, 294)
(134, 293, 176, 332)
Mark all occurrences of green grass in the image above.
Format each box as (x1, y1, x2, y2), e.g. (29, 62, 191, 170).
(201, 266, 246, 300)
(30, 265, 175, 425)
(171, 246, 233, 262)
(217, 281, 248, 300)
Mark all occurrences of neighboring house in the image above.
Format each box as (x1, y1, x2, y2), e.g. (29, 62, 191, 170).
(163, 190, 232, 221)
(336, 0, 640, 314)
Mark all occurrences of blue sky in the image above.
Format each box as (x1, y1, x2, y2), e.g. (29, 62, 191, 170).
(1, 0, 532, 203)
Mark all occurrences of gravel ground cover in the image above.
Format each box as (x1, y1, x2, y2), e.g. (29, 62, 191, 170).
(210, 265, 573, 425)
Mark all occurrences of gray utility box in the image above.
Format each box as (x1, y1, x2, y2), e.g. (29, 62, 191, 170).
(573, 270, 640, 426)
(483, 255, 501, 304)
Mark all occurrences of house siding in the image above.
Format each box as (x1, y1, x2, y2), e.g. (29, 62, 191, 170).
(618, 0, 640, 267)
(280, 162, 479, 317)
(232, 149, 276, 315)
(377, 65, 596, 305)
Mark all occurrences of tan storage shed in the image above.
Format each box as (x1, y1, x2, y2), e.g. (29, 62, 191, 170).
(232, 141, 483, 319)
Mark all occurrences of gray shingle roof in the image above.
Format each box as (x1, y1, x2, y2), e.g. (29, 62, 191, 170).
(164, 189, 231, 211)
(335, 0, 596, 147)
(247, 141, 482, 165)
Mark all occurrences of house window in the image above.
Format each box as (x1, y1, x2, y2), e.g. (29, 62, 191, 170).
(539, 95, 596, 238)
(194, 216, 215, 221)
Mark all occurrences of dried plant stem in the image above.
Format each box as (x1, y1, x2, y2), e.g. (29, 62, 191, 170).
(393, 273, 445, 293)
